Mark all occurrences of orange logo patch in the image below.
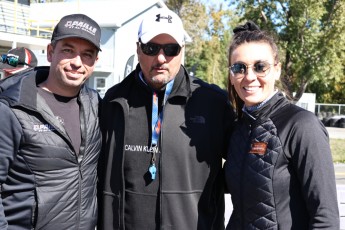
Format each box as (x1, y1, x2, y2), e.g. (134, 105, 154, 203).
(249, 142, 267, 155)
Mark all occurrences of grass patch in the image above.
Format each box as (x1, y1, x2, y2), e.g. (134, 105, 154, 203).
(331, 139, 345, 163)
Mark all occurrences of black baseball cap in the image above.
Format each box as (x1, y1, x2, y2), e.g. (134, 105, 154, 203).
(0, 47, 38, 69)
(51, 14, 102, 51)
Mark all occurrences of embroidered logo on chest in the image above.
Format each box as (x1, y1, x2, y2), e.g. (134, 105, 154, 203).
(249, 142, 267, 155)
(33, 123, 56, 132)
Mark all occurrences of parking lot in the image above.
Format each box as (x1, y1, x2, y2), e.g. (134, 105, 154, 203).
(328, 127, 345, 139)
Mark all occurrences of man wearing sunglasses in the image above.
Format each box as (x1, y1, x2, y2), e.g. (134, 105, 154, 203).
(0, 14, 101, 229)
(0, 47, 38, 79)
(98, 7, 235, 230)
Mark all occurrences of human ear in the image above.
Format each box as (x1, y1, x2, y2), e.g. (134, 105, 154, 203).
(228, 71, 234, 85)
(47, 44, 54, 63)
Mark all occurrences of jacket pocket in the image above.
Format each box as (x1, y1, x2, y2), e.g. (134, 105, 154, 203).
(31, 189, 38, 229)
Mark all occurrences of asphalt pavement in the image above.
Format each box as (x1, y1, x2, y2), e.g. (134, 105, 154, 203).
(328, 127, 345, 140)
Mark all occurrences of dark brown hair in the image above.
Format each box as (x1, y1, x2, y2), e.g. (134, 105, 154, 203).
(228, 21, 279, 117)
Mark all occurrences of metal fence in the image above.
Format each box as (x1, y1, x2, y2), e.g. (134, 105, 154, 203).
(315, 103, 345, 128)
(0, 1, 30, 35)
(315, 103, 345, 116)
(0, 1, 55, 38)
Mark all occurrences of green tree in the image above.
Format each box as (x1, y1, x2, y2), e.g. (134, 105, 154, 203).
(226, 0, 345, 103)
(194, 4, 233, 88)
(166, 0, 238, 89)
(166, 0, 208, 80)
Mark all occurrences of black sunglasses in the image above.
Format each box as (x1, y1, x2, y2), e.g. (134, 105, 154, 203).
(0, 54, 31, 67)
(229, 61, 274, 78)
(139, 42, 181, 57)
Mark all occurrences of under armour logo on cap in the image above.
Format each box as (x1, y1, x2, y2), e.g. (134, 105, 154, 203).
(138, 8, 186, 47)
(155, 14, 172, 23)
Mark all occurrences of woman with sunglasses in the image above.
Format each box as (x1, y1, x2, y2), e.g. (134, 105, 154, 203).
(224, 21, 339, 229)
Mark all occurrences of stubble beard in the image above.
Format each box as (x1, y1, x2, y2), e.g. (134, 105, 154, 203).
(152, 75, 169, 85)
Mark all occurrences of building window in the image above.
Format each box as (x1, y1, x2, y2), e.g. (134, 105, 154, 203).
(94, 77, 106, 96)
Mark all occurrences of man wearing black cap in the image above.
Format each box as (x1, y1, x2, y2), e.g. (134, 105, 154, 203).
(0, 14, 101, 229)
(0, 47, 38, 79)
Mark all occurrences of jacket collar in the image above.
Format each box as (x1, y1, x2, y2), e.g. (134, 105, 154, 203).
(135, 64, 190, 99)
(108, 64, 191, 104)
(0, 66, 91, 108)
(243, 91, 289, 125)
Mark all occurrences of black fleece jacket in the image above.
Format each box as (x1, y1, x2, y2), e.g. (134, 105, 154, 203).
(98, 64, 235, 230)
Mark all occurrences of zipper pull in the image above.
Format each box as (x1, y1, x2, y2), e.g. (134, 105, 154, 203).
(79, 167, 83, 179)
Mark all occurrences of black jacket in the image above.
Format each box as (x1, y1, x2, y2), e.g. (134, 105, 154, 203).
(98, 65, 235, 230)
(225, 92, 339, 229)
(0, 67, 101, 229)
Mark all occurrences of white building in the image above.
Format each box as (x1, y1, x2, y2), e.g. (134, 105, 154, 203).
(295, 92, 316, 113)
(0, 0, 190, 97)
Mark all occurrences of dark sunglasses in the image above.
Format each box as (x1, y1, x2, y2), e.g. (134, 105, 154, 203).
(0, 54, 31, 67)
(229, 61, 274, 78)
(139, 42, 181, 57)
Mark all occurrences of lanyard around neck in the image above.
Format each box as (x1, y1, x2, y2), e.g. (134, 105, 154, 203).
(150, 79, 174, 147)
(148, 79, 174, 180)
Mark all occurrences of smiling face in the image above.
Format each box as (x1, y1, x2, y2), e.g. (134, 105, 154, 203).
(44, 37, 99, 97)
(229, 42, 281, 107)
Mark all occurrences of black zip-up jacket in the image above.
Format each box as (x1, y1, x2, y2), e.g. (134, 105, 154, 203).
(98, 65, 235, 230)
(0, 67, 101, 230)
(225, 92, 339, 229)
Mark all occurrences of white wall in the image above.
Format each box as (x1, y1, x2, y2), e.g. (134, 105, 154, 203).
(295, 93, 316, 113)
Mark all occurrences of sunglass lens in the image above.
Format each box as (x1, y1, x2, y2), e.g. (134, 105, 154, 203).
(254, 62, 270, 73)
(8, 57, 18, 66)
(231, 63, 246, 74)
(141, 43, 181, 57)
(164, 44, 181, 56)
(1, 54, 6, 63)
(141, 43, 160, 56)
(0, 55, 19, 67)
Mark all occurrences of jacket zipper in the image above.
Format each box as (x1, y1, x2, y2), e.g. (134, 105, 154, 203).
(113, 99, 128, 229)
(76, 139, 83, 229)
(240, 125, 251, 229)
(159, 124, 163, 228)
(158, 98, 169, 228)
(76, 164, 82, 230)
(76, 100, 87, 229)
